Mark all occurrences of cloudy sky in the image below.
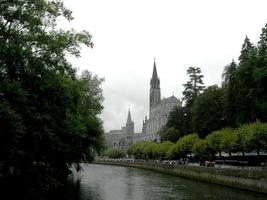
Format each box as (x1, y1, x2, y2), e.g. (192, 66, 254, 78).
(61, 0, 267, 133)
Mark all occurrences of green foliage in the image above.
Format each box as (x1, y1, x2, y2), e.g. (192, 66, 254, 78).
(127, 141, 148, 159)
(194, 122, 267, 157)
(142, 142, 157, 159)
(222, 60, 239, 127)
(235, 121, 267, 154)
(163, 67, 205, 139)
(157, 141, 174, 160)
(0, 0, 104, 193)
(205, 130, 224, 158)
(127, 141, 174, 160)
(102, 148, 126, 159)
(163, 106, 192, 139)
(128, 123, 267, 161)
(167, 134, 199, 159)
(167, 24, 267, 140)
(219, 128, 236, 155)
(222, 30, 267, 126)
(192, 139, 209, 159)
(159, 127, 179, 143)
(191, 85, 226, 138)
(182, 67, 205, 106)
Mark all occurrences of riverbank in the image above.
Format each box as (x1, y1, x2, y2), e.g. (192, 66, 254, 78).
(93, 160, 267, 194)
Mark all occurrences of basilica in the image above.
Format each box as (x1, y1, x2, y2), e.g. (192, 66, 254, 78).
(105, 60, 181, 149)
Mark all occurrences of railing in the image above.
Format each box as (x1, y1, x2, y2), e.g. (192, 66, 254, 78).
(95, 158, 267, 171)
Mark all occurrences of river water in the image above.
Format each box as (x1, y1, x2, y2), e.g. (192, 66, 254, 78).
(59, 164, 267, 200)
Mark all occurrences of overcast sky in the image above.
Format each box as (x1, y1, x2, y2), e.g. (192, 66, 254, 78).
(61, 0, 267, 133)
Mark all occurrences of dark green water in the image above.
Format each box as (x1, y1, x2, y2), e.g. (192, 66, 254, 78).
(63, 164, 267, 200)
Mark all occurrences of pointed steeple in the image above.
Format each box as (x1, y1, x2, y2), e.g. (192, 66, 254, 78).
(152, 58, 158, 79)
(126, 108, 132, 124)
(150, 58, 160, 89)
(149, 58, 161, 114)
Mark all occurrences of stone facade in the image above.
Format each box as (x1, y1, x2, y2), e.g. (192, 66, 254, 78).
(104, 60, 181, 149)
(105, 109, 135, 149)
(141, 60, 181, 141)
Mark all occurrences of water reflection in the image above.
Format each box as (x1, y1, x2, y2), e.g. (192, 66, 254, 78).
(57, 164, 266, 200)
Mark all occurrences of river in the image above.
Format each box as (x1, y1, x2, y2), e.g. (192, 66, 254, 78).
(55, 163, 267, 200)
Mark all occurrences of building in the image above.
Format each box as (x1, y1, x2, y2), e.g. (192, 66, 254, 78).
(104, 59, 181, 149)
(141, 59, 181, 142)
(105, 109, 136, 149)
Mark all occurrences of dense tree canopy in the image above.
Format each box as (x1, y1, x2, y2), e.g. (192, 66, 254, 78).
(161, 23, 267, 141)
(191, 85, 226, 138)
(128, 122, 267, 162)
(0, 0, 104, 194)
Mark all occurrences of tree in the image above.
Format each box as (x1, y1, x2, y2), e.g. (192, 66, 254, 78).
(255, 24, 267, 122)
(163, 106, 192, 138)
(222, 60, 239, 127)
(220, 128, 236, 156)
(191, 85, 226, 138)
(157, 141, 174, 160)
(235, 36, 258, 124)
(159, 127, 179, 143)
(167, 134, 199, 159)
(0, 0, 103, 194)
(236, 121, 267, 155)
(102, 148, 126, 159)
(205, 130, 224, 158)
(182, 67, 205, 106)
(192, 139, 209, 160)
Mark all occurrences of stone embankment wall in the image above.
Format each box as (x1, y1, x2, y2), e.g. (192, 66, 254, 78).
(94, 160, 267, 194)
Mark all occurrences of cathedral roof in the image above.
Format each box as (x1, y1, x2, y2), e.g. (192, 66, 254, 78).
(163, 95, 179, 103)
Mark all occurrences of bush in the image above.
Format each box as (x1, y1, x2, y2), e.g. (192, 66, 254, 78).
(102, 148, 126, 159)
(167, 134, 199, 159)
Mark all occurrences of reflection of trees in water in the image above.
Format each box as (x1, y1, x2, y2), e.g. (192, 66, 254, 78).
(46, 178, 82, 200)
(0, 176, 83, 200)
(4, 164, 265, 200)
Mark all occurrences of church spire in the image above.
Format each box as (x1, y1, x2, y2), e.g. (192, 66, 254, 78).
(126, 108, 132, 124)
(149, 58, 161, 115)
(152, 58, 158, 79)
(150, 58, 160, 89)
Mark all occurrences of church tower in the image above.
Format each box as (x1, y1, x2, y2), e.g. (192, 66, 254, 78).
(125, 109, 134, 146)
(149, 59, 161, 117)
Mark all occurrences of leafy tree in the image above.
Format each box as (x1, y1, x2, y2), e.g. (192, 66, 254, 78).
(191, 85, 226, 138)
(167, 134, 199, 159)
(205, 130, 224, 158)
(157, 141, 174, 160)
(222, 60, 239, 127)
(236, 121, 267, 155)
(182, 67, 205, 106)
(235, 36, 258, 124)
(220, 128, 236, 156)
(102, 148, 126, 159)
(0, 0, 103, 194)
(143, 142, 158, 159)
(164, 106, 192, 138)
(192, 139, 209, 160)
(159, 127, 179, 143)
(255, 24, 267, 122)
(127, 142, 148, 159)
